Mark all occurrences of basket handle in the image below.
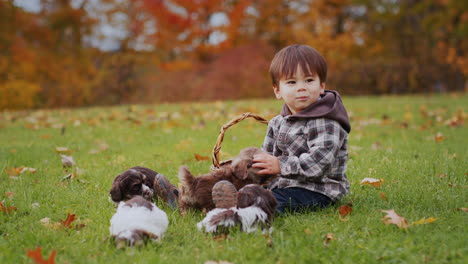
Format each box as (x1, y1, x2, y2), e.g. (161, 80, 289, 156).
(212, 112, 269, 168)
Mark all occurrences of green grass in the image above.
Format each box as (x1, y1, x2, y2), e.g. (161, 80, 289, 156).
(1, 94, 467, 264)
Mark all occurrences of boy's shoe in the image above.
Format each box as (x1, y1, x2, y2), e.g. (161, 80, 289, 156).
(212, 180, 237, 209)
(153, 173, 179, 208)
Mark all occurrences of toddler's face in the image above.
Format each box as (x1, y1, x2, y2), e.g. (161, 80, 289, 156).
(274, 65, 325, 114)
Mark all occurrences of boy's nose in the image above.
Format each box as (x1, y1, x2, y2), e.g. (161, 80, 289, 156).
(297, 82, 307, 91)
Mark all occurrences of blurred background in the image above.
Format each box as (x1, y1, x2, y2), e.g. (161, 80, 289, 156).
(1, 0, 466, 110)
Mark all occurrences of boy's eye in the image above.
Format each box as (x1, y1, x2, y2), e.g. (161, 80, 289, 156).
(286, 80, 296, 84)
(306, 78, 314, 82)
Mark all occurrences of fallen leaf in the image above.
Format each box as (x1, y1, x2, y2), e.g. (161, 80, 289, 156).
(0, 201, 17, 214)
(21, 167, 37, 174)
(338, 205, 353, 218)
(381, 209, 408, 229)
(304, 228, 312, 235)
(5, 167, 37, 176)
(371, 141, 382, 150)
(195, 154, 210, 161)
(379, 192, 387, 201)
(55, 147, 71, 154)
(457, 208, 468, 213)
(88, 141, 109, 154)
(436, 173, 447, 178)
(61, 213, 77, 229)
(26, 247, 56, 264)
(434, 132, 444, 142)
(360, 178, 384, 187)
(323, 233, 335, 245)
(61, 155, 76, 167)
(264, 234, 273, 247)
(40, 218, 61, 229)
(40, 213, 77, 230)
(410, 217, 438, 226)
(5, 192, 15, 198)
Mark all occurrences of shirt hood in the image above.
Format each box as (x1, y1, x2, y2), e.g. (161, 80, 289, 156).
(280, 90, 351, 133)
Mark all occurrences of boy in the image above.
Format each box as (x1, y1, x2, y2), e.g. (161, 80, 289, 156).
(252, 44, 351, 214)
(153, 44, 350, 215)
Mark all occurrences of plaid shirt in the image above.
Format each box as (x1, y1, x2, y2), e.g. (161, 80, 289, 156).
(262, 115, 350, 202)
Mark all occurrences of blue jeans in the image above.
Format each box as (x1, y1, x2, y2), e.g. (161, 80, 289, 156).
(271, 187, 333, 214)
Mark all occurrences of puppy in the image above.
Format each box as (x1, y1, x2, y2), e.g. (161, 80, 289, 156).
(178, 147, 277, 214)
(110, 196, 168, 248)
(110, 166, 158, 203)
(197, 184, 278, 234)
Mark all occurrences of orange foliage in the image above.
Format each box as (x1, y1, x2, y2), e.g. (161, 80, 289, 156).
(0, 0, 465, 110)
(26, 247, 56, 264)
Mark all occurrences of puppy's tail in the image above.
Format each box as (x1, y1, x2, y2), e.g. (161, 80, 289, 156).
(178, 166, 196, 215)
(178, 166, 195, 188)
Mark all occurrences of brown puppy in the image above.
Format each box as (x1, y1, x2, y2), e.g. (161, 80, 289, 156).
(110, 166, 158, 203)
(178, 147, 276, 214)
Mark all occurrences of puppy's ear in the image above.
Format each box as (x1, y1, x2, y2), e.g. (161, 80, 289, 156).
(110, 175, 123, 202)
(232, 159, 252, 180)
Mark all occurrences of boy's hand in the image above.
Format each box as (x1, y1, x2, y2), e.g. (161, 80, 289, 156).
(252, 153, 281, 175)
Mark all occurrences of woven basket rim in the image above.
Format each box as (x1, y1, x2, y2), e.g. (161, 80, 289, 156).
(211, 112, 268, 169)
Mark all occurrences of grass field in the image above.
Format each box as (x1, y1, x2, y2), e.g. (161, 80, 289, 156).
(1, 94, 467, 264)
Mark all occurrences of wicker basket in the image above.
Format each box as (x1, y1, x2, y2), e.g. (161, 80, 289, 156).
(211, 112, 269, 170)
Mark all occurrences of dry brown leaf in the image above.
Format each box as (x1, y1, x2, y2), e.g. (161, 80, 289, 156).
(194, 154, 210, 161)
(323, 233, 335, 245)
(55, 147, 71, 154)
(434, 132, 444, 142)
(5, 192, 15, 198)
(360, 177, 384, 187)
(381, 209, 408, 229)
(436, 173, 447, 178)
(410, 217, 438, 226)
(5, 167, 37, 176)
(457, 208, 468, 212)
(304, 228, 312, 235)
(88, 141, 109, 154)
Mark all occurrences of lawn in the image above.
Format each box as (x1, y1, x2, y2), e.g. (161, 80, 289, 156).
(0, 94, 467, 264)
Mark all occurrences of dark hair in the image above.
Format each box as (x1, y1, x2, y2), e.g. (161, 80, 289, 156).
(269, 44, 327, 87)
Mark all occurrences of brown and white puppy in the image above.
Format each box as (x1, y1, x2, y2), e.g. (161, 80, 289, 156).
(110, 166, 158, 203)
(197, 184, 278, 234)
(110, 196, 168, 248)
(178, 147, 277, 214)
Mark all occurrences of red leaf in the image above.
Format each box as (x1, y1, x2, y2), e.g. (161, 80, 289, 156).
(0, 201, 17, 214)
(26, 247, 56, 264)
(338, 205, 353, 218)
(60, 213, 76, 229)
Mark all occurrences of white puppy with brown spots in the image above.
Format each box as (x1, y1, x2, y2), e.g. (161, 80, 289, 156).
(110, 196, 168, 247)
